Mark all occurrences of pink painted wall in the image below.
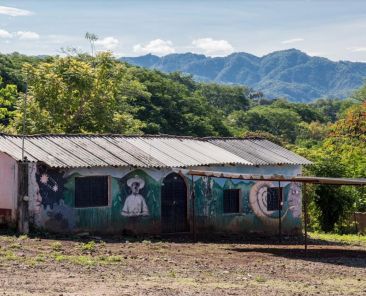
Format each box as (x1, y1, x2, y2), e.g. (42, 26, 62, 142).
(0, 152, 18, 219)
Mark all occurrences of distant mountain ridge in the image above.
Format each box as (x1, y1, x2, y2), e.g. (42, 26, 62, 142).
(120, 49, 366, 102)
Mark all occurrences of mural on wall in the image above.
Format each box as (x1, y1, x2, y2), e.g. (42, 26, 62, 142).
(29, 163, 42, 215)
(118, 169, 160, 220)
(29, 164, 75, 231)
(288, 182, 302, 218)
(26, 163, 302, 234)
(121, 175, 149, 217)
(201, 176, 216, 217)
(36, 165, 65, 209)
(39, 199, 76, 232)
(249, 181, 288, 226)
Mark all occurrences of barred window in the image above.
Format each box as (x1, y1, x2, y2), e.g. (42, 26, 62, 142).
(223, 189, 240, 213)
(267, 187, 283, 211)
(75, 176, 109, 208)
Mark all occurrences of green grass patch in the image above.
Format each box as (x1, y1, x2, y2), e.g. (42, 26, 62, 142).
(9, 242, 22, 249)
(255, 276, 267, 283)
(68, 255, 97, 266)
(99, 255, 123, 263)
(309, 232, 366, 246)
(54, 254, 66, 262)
(51, 242, 63, 251)
(35, 255, 46, 262)
(1, 250, 18, 261)
(80, 241, 96, 253)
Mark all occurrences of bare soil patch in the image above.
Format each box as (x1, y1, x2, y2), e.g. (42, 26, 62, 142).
(0, 233, 365, 295)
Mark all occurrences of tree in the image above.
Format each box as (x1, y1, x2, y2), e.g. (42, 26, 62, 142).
(311, 98, 356, 122)
(195, 83, 250, 115)
(85, 32, 98, 57)
(295, 121, 330, 147)
(227, 106, 301, 142)
(129, 67, 231, 136)
(353, 81, 366, 102)
(271, 98, 325, 123)
(308, 155, 352, 232)
(11, 52, 148, 134)
(296, 98, 366, 229)
(0, 77, 18, 128)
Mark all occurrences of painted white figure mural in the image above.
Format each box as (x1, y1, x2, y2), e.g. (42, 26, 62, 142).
(288, 182, 302, 218)
(121, 176, 149, 217)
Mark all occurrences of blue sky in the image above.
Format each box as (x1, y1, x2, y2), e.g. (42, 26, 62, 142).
(0, 0, 366, 61)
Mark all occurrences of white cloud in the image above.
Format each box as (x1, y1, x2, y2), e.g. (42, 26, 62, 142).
(0, 6, 33, 16)
(281, 38, 304, 44)
(0, 29, 12, 38)
(16, 31, 40, 40)
(95, 36, 119, 50)
(192, 38, 234, 56)
(133, 39, 175, 56)
(348, 47, 366, 52)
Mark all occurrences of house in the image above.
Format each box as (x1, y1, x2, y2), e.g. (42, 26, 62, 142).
(0, 134, 311, 235)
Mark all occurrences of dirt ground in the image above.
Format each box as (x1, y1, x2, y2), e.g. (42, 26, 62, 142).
(0, 232, 365, 296)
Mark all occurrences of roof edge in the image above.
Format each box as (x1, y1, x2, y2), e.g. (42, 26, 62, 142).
(0, 133, 265, 141)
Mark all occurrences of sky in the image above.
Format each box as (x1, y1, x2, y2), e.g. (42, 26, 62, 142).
(0, 0, 366, 61)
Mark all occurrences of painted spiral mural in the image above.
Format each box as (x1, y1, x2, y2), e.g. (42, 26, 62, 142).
(249, 181, 288, 227)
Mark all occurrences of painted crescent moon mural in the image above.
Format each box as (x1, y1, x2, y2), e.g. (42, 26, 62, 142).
(249, 181, 288, 227)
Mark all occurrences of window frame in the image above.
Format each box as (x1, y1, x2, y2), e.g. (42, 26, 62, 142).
(74, 175, 112, 209)
(222, 189, 241, 214)
(266, 186, 283, 212)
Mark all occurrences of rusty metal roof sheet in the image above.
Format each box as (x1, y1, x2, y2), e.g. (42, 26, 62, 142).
(0, 134, 311, 168)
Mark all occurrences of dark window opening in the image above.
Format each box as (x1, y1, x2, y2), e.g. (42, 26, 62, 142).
(75, 176, 109, 208)
(223, 189, 240, 213)
(267, 187, 283, 211)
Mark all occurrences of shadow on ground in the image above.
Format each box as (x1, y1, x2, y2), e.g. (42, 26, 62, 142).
(226, 246, 366, 268)
(0, 228, 361, 246)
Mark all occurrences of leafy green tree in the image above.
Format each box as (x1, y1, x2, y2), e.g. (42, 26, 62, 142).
(311, 98, 356, 122)
(271, 98, 325, 123)
(195, 83, 250, 115)
(295, 97, 366, 231)
(227, 106, 301, 142)
(11, 52, 148, 134)
(129, 67, 231, 136)
(353, 81, 366, 102)
(0, 52, 48, 92)
(0, 77, 18, 128)
(307, 155, 352, 232)
(295, 121, 330, 147)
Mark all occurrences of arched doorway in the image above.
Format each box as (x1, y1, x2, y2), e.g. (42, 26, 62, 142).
(161, 173, 189, 233)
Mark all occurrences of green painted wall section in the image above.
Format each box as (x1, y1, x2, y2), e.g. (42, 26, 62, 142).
(33, 165, 302, 235)
(193, 176, 301, 234)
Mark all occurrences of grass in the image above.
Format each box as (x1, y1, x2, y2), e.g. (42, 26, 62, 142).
(9, 242, 22, 249)
(0, 250, 18, 261)
(255, 276, 267, 283)
(51, 241, 63, 251)
(80, 241, 96, 253)
(309, 232, 366, 246)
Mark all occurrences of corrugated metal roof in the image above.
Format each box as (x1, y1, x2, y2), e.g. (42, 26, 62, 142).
(0, 134, 311, 168)
(207, 138, 312, 166)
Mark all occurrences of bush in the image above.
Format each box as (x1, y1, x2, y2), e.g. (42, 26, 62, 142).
(308, 155, 353, 232)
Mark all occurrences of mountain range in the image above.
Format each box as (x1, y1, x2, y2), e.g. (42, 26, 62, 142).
(120, 49, 366, 102)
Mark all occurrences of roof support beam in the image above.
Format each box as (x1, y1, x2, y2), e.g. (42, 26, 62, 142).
(187, 170, 366, 186)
